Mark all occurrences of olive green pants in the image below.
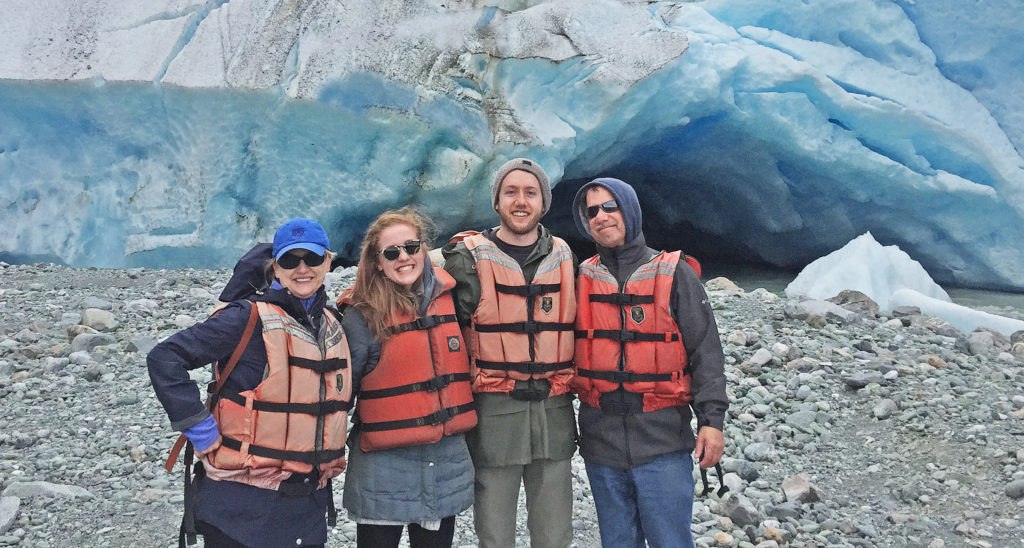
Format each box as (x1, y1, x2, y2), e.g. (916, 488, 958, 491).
(473, 458, 573, 548)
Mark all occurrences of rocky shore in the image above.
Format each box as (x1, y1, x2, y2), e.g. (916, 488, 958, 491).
(1, 262, 1023, 547)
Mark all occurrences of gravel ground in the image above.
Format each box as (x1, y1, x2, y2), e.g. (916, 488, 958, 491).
(1, 262, 1023, 547)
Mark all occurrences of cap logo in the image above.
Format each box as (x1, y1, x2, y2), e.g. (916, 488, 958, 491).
(292, 227, 305, 238)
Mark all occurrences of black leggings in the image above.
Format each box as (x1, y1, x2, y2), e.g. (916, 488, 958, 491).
(356, 516, 456, 548)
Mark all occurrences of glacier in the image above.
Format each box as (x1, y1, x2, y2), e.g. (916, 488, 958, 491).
(1, 0, 1023, 290)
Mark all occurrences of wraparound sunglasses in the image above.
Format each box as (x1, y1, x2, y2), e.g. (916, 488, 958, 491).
(379, 240, 423, 261)
(277, 251, 327, 269)
(586, 200, 620, 219)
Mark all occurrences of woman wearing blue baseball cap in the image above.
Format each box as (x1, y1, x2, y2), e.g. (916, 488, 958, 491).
(148, 218, 353, 548)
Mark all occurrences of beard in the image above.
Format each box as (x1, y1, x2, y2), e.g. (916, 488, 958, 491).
(498, 209, 541, 235)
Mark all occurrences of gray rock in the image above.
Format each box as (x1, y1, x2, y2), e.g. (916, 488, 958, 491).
(786, 300, 860, 325)
(81, 308, 117, 331)
(66, 324, 98, 341)
(68, 351, 93, 365)
(124, 298, 159, 316)
(891, 306, 921, 317)
(2, 481, 93, 500)
(827, 290, 880, 317)
(873, 399, 899, 420)
(743, 442, 776, 462)
(0, 496, 18, 534)
(785, 411, 817, 432)
(1011, 330, 1024, 345)
(1006, 479, 1024, 499)
(127, 336, 158, 354)
(968, 330, 997, 356)
(82, 296, 112, 310)
(42, 357, 69, 374)
(70, 333, 115, 353)
(720, 493, 763, 526)
(842, 371, 886, 389)
(748, 348, 774, 367)
(781, 473, 822, 503)
(912, 316, 960, 337)
(767, 500, 802, 520)
(13, 329, 41, 343)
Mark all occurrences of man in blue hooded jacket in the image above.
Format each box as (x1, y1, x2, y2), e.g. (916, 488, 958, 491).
(571, 177, 728, 548)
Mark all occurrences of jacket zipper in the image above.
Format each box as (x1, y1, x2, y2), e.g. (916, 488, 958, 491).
(617, 278, 633, 469)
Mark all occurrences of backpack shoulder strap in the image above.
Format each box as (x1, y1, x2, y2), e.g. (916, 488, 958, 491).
(163, 302, 260, 473)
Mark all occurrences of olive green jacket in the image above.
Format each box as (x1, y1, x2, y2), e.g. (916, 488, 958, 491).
(441, 225, 578, 466)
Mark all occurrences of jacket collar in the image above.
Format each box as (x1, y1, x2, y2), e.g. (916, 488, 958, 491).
(262, 285, 327, 327)
(484, 224, 554, 263)
(595, 232, 657, 284)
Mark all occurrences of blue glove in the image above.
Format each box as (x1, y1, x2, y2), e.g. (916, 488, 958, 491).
(183, 415, 220, 452)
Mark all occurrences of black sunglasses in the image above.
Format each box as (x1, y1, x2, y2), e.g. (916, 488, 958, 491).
(379, 240, 423, 261)
(586, 200, 620, 219)
(277, 251, 326, 269)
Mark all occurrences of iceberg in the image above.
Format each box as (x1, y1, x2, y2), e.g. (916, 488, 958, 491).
(784, 232, 949, 312)
(786, 232, 1024, 335)
(1, 0, 1022, 291)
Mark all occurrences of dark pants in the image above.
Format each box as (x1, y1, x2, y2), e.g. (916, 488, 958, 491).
(356, 516, 456, 548)
(199, 522, 325, 548)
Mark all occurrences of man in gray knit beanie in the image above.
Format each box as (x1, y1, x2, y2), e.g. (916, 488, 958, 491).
(442, 157, 578, 548)
(491, 158, 552, 216)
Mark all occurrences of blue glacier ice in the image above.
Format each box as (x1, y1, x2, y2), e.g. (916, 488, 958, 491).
(1, 0, 1022, 290)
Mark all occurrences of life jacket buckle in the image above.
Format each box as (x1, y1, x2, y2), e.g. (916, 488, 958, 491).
(424, 374, 452, 392)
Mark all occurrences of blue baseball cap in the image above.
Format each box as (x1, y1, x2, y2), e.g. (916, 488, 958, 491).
(272, 218, 330, 261)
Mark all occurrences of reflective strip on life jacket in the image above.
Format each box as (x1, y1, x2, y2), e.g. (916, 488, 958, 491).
(463, 233, 576, 397)
(574, 250, 692, 413)
(205, 302, 352, 483)
(355, 267, 478, 452)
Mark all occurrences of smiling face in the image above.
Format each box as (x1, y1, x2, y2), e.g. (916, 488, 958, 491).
(376, 222, 425, 288)
(495, 169, 544, 239)
(586, 185, 627, 248)
(272, 249, 330, 299)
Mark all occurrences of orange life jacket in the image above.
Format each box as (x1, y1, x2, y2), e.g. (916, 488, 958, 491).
(574, 251, 692, 413)
(353, 267, 478, 452)
(205, 301, 352, 485)
(461, 232, 575, 397)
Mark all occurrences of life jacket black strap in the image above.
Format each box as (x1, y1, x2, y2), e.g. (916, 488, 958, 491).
(577, 369, 679, 383)
(494, 282, 562, 297)
(474, 359, 573, 375)
(575, 329, 679, 343)
(386, 314, 458, 335)
(358, 402, 476, 432)
(178, 442, 201, 547)
(474, 321, 574, 334)
(358, 373, 472, 400)
(289, 356, 348, 373)
(216, 389, 353, 414)
(220, 436, 345, 465)
(589, 293, 654, 305)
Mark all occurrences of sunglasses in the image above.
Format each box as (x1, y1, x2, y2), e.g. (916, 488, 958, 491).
(277, 251, 326, 269)
(586, 200, 620, 219)
(379, 240, 423, 261)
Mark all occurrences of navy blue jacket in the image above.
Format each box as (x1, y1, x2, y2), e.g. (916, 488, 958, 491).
(147, 286, 336, 547)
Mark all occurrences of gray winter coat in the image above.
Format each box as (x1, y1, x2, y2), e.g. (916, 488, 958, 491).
(339, 266, 474, 522)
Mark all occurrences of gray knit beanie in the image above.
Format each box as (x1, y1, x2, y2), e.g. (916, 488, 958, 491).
(491, 158, 552, 215)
